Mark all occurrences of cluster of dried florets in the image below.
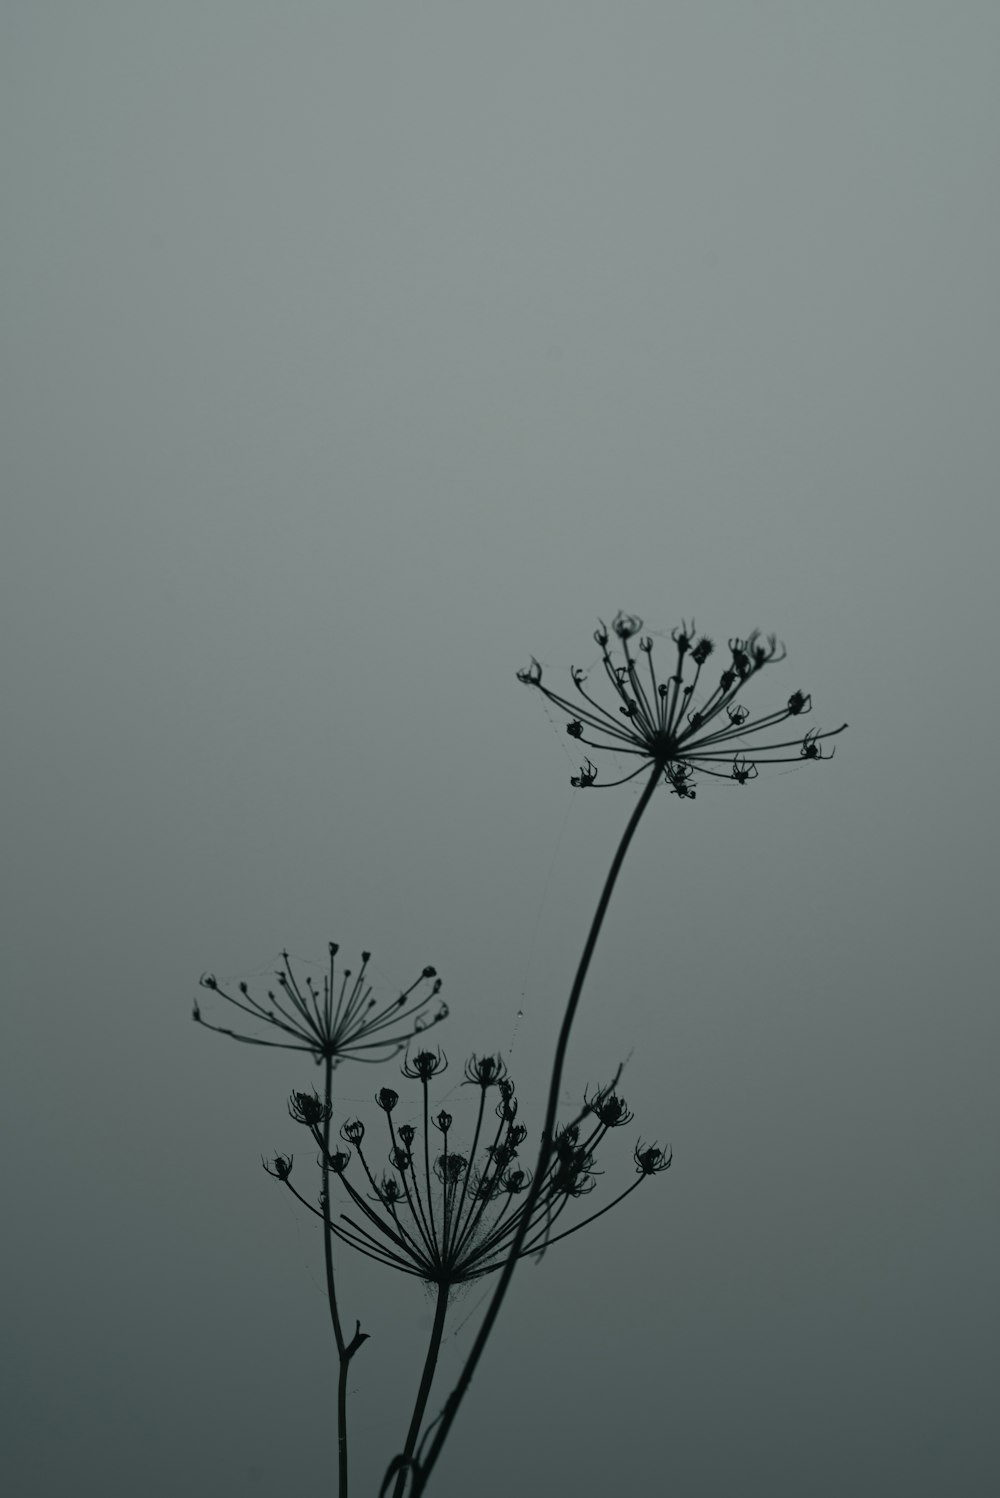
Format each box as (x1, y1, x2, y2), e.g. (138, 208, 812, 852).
(518, 611, 847, 795)
(270, 1050, 670, 1288)
(194, 945, 447, 1066)
(196, 610, 846, 1498)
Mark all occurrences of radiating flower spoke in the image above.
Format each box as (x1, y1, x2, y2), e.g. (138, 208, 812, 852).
(194, 943, 447, 1066)
(278, 1056, 666, 1291)
(519, 612, 847, 796)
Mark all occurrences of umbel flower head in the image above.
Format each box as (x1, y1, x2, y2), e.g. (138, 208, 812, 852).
(518, 612, 847, 796)
(194, 944, 447, 1068)
(274, 1054, 669, 1287)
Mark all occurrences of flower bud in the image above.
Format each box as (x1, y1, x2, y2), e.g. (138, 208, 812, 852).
(262, 1154, 293, 1180)
(289, 1089, 332, 1127)
(634, 1141, 673, 1175)
(464, 1054, 507, 1088)
(403, 1048, 447, 1080)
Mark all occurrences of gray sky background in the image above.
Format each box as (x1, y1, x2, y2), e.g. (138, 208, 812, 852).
(4, 5, 998, 1495)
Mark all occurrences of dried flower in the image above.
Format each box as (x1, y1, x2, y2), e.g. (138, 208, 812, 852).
(402, 1047, 447, 1081)
(288, 1089, 333, 1127)
(463, 1054, 508, 1088)
(282, 1062, 666, 1288)
(518, 612, 847, 793)
(585, 1082, 634, 1129)
(634, 1142, 673, 1175)
(194, 943, 447, 1067)
(262, 1153, 294, 1180)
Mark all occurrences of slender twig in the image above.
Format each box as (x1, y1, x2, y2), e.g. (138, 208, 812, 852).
(319, 1054, 369, 1498)
(402, 762, 662, 1493)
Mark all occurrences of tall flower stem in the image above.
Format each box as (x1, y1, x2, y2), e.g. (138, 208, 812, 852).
(386, 1282, 451, 1498)
(404, 762, 662, 1494)
(319, 1054, 369, 1498)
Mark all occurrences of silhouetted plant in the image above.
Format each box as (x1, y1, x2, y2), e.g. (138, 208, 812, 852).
(194, 944, 447, 1064)
(196, 943, 444, 1498)
(195, 613, 845, 1498)
(269, 1049, 669, 1497)
(404, 614, 847, 1495)
(518, 613, 845, 794)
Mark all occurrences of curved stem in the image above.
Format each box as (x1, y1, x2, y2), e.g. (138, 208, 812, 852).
(403, 763, 662, 1494)
(321, 1061, 347, 1359)
(391, 1282, 451, 1498)
(320, 1055, 369, 1498)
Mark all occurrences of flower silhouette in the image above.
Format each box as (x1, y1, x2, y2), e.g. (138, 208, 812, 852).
(274, 1054, 668, 1497)
(518, 611, 847, 794)
(194, 944, 447, 1067)
(277, 1053, 667, 1286)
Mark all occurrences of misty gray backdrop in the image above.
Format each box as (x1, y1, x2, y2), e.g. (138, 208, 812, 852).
(4, 5, 998, 1496)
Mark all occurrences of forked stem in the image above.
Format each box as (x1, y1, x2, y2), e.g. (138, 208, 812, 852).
(398, 763, 662, 1494)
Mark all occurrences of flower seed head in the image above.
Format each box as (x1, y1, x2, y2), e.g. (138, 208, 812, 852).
(496, 1084, 518, 1122)
(612, 611, 643, 640)
(377, 1176, 403, 1205)
(193, 942, 447, 1066)
(585, 1084, 634, 1128)
(464, 1054, 508, 1088)
(634, 1141, 673, 1175)
(403, 1047, 448, 1081)
(435, 1152, 468, 1186)
(263, 1153, 293, 1180)
(570, 758, 598, 788)
(317, 1054, 667, 1289)
(288, 1089, 333, 1127)
(487, 1140, 517, 1171)
(516, 615, 847, 794)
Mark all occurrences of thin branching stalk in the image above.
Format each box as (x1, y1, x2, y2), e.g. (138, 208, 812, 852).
(284, 1051, 664, 1496)
(399, 613, 846, 1491)
(196, 942, 440, 1495)
(318, 1055, 369, 1498)
(404, 762, 661, 1494)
